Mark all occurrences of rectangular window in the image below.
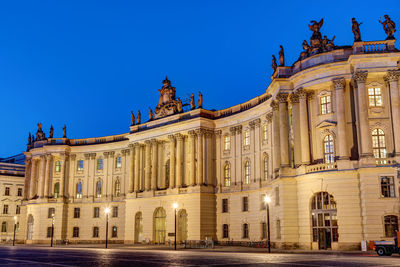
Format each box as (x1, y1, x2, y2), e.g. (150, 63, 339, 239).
(116, 157, 122, 168)
(48, 208, 55, 218)
(262, 125, 268, 141)
(276, 219, 281, 239)
(222, 198, 228, 213)
(242, 196, 248, 212)
(244, 130, 250, 146)
(381, 176, 395, 198)
(17, 188, 22, 197)
(223, 224, 229, 238)
(320, 95, 331, 115)
(93, 227, 99, 238)
(94, 207, 100, 218)
(4, 187, 10, 196)
(74, 208, 80, 218)
(112, 226, 118, 238)
(1, 222, 6, 232)
(3, 205, 8, 214)
(112, 206, 118, 218)
(97, 159, 103, 170)
(224, 135, 231, 150)
(368, 87, 383, 107)
(77, 160, 84, 171)
(55, 161, 61, 172)
(261, 194, 266, 210)
(16, 205, 20, 215)
(261, 222, 267, 239)
(243, 223, 249, 238)
(73, 227, 79, 238)
(275, 187, 280, 206)
(47, 227, 52, 238)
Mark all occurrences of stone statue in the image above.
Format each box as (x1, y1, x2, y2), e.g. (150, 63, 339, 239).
(278, 45, 284, 66)
(379, 15, 396, 40)
(352, 18, 362, 42)
(137, 110, 141, 124)
(130, 111, 135, 126)
(198, 91, 203, 108)
(49, 125, 54, 138)
(63, 125, 67, 138)
(154, 77, 182, 119)
(322, 35, 335, 51)
(308, 19, 324, 52)
(272, 55, 277, 73)
(36, 122, 45, 140)
(177, 98, 183, 112)
(302, 40, 310, 51)
(148, 107, 153, 121)
(37, 123, 42, 132)
(190, 93, 195, 110)
(28, 132, 31, 145)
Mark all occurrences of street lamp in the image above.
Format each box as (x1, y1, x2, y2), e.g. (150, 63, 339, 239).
(51, 214, 55, 247)
(105, 208, 110, 249)
(12, 216, 17, 246)
(264, 195, 271, 253)
(173, 202, 178, 250)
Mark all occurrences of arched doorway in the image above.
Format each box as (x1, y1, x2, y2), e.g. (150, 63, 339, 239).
(27, 215, 34, 240)
(311, 192, 338, 250)
(134, 212, 143, 243)
(177, 209, 188, 242)
(153, 207, 166, 244)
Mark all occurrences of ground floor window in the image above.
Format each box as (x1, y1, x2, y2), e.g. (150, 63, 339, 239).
(242, 223, 249, 239)
(93, 227, 99, 238)
(1, 222, 6, 232)
(73, 227, 79, 238)
(47, 227, 52, 238)
(223, 224, 229, 238)
(384, 215, 399, 237)
(112, 226, 118, 238)
(261, 222, 267, 239)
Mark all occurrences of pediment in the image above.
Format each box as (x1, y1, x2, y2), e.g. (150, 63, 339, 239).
(316, 120, 337, 129)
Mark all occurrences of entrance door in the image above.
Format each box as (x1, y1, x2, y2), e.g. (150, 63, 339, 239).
(317, 229, 332, 250)
(153, 208, 166, 244)
(134, 212, 143, 243)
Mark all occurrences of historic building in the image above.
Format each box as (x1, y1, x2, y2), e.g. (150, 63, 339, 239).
(20, 17, 400, 250)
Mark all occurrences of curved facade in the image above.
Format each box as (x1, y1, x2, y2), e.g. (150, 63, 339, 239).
(21, 38, 400, 250)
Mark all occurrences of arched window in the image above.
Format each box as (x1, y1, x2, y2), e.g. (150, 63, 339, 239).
(384, 215, 399, 237)
(54, 182, 60, 199)
(96, 180, 102, 198)
(224, 135, 231, 150)
(114, 180, 121, 197)
(244, 161, 250, 184)
(323, 135, 335, 163)
(76, 181, 82, 199)
(224, 163, 231, 187)
(372, 128, 387, 163)
(263, 155, 268, 180)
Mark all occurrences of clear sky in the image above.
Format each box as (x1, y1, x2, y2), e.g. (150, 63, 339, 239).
(0, 0, 399, 157)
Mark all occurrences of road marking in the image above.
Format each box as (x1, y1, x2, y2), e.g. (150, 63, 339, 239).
(2, 257, 76, 267)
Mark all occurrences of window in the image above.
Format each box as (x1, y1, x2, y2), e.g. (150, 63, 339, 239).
(73, 227, 79, 237)
(222, 198, 228, 213)
(244, 130, 250, 146)
(223, 163, 231, 187)
(244, 161, 250, 184)
(4, 187, 10, 196)
(112, 206, 118, 218)
(381, 176, 395, 198)
(276, 219, 281, 239)
(48, 208, 55, 218)
(222, 224, 229, 238)
(16, 205, 20, 214)
(54, 182, 60, 199)
(114, 180, 121, 197)
(368, 87, 383, 107)
(17, 188, 22, 197)
(93, 227, 99, 238)
(263, 155, 268, 180)
(242, 196, 249, 212)
(384, 215, 399, 237)
(96, 181, 102, 198)
(77, 160, 84, 171)
(16, 222, 19, 233)
(47, 227, 52, 238)
(320, 95, 331, 114)
(116, 157, 122, 168)
(93, 207, 100, 218)
(261, 222, 267, 239)
(311, 192, 338, 244)
(3, 205, 8, 214)
(262, 124, 268, 141)
(275, 187, 280, 206)
(112, 226, 118, 238)
(76, 182, 82, 199)
(97, 159, 103, 170)
(261, 194, 266, 210)
(74, 208, 80, 218)
(224, 135, 230, 150)
(372, 128, 387, 163)
(323, 135, 335, 163)
(55, 161, 61, 172)
(243, 223, 249, 238)
(1, 222, 6, 232)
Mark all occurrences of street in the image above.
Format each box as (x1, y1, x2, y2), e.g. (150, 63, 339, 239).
(0, 246, 399, 266)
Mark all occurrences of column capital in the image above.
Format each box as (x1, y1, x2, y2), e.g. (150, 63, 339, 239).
(387, 69, 400, 82)
(276, 93, 289, 103)
(297, 88, 308, 99)
(109, 151, 115, 157)
(266, 112, 273, 123)
(45, 154, 53, 160)
(332, 78, 346, 90)
(168, 134, 176, 141)
(235, 125, 242, 134)
(204, 129, 214, 137)
(188, 130, 196, 137)
(103, 152, 109, 158)
(270, 99, 279, 110)
(121, 149, 129, 156)
(84, 153, 90, 159)
(214, 130, 222, 136)
(353, 70, 368, 83)
(175, 133, 184, 141)
(288, 92, 299, 104)
(144, 140, 151, 145)
(229, 127, 236, 135)
(68, 154, 76, 161)
(249, 118, 261, 129)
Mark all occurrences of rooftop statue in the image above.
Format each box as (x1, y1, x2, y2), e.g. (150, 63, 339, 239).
(300, 40, 310, 59)
(190, 93, 195, 110)
(309, 19, 323, 51)
(322, 35, 335, 51)
(49, 125, 54, 138)
(35, 122, 46, 141)
(279, 45, 285, 66)
(198, 91, 203, 108)
(63, 125, 67, 138)
(148, 107, 153, 121)
(352, 18, 362, 42)
(379, 15, 396, 40)
(28, 132, 31, 145)
(137, 110, 141, 125)
(154, 76, 182, 119)
(177, 98, 183, 112)
(272, 55, 277, 73)
(130, 111, 135, 126)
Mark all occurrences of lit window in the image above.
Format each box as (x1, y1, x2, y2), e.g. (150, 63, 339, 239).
(48, 208, 55, 218)
(17, 188, 22, 197)
(381, 176, 395, 198)
(4, 187, 10, 196)
(114, 180, 121, 197)
(320, 95, 332, 115)
(112, 226, 118, 238)
(76, 182, 82, 199)
(263, 155, 268, 180)
(262, 125, 268, 141)
(244, 131, 250, 146)
(73, 227, 79, 237)
(368, 87, 383, 107)
(55, 161, 61, 172)
(96, 181, 102, 198)
(323, 135, 335, 163)
(97, 159, 103, 170)
(242, 223, 249, 238)
(93, 227, 99, 238)
(116, 157, 122, 169)
(1, 222, 6, 232)
(224, 135, 230, 150)
(77, 160, 84, 171)
(224, 163, 231, 187)
(372, 128, 387, 163)
(244, 161, 250, 184)
(384, 215, 398, 237)
(222, 224, 229, 238)
(74, 208, 80, 218)
(54, 182, 60, 199)
(112, 206, 118, 218)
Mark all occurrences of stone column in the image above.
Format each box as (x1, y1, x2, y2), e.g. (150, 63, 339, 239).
(277, 93, 290, 167)
(230, 127, 237, 184)
(128, 144, 135, 193)
(205, 130, 214, 185)
(59, 155, 67, 198)
(353, 71, 372, 157)
(333, 78, 349, 159)
(29, 158, 37, 199)
(235, 126, 242, 185)
(387, 70, 400, 155)
(176, 133, 184, 188)
(134, 143, 140, 192)
(24, 159, 31, 200)
(266, 113, 273, 179)
(196, 130, 204, 185)
(37, 156, 46, 198)
(168, 135, 176, 188)
(214, 130, 222, 187)
(289, 93, 301, 167)
(144, 141, 151, 191)
(270, 100, 280, 174)
(88, 153, 96, 198)
(188, 131, 196, 186)
(44, 154, 52, 198)
(151, 139, 158, 190)
(298, 89, 311, 164)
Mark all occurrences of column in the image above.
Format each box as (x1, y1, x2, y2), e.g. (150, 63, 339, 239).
(333, 78, 349, 159)
(66, 154, 75, 198)
(176, 133, 184, 188)
(134, 143, 140, 192)
(29, 158, 37, 199)
(60, 155, 66, 198)
(128, 144, 135, 193)
(277, 93, 290, 167)
(151, 139, 158, 190)
(229, 127, 237, 184)
(24, 158, 31, 200)
(44, 154, 52, 198)
(289, 93, 301, 167)
(168, 135, 176, 188)
(387, 70, 400, 155)
(235, 126, 242, 185)
(353, 71, 372, 157)
(196, 130, 204, 185)
(298, 89, 311, 164)
(139, 144, 144, 191)
(205, 130, 213, 185)
(249, 120, 257, 182)
(266, 113, 273, 179)
(145, 141, 151, 191)
(88, 154, 96, 198)
(37, 156, 45, 198)
(214, 130, 222, 187)
(270, 100, 280, 174)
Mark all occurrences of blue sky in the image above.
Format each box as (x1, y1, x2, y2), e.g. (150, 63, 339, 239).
(0, 0, 399, 157)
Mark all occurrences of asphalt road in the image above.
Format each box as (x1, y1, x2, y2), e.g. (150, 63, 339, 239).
(0, 246, 399, 266)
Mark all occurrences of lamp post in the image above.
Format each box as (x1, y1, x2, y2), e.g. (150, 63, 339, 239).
(105, 208, 110, 249)
(173, 203, 178, 250)
(51, 213, 55, 247)
(264, 195, 271, 253)
(12, 216, 17, 246)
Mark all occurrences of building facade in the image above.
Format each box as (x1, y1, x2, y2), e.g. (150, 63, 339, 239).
(21, 23, 400, 250)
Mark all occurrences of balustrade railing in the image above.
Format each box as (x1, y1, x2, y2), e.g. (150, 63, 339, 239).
(306, 162, 337, 173)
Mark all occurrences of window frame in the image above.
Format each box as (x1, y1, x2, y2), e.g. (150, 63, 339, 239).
(93, 226, 99, 238)
(244, 161, 250, 184)
(384, 215, 399, 238)
(224, 135, 231, 151)
(323, 134, 335, 163)
(242, 223, 249, 239)
(372, 128, 387, 163)
(74, 207, 80, 219)
(222, 198, 229, 213)
(242, 196, 249, 212)
(381, 176, 396, 198)
(223, 163, 231, 187)
(73, 227, 79, 238)
(320, 95, 332, 115)
(222, 224, 229, 238)
(4, 187, 10, 196)
(368, 87, 383, 107)
(77, 160, 84, 171)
